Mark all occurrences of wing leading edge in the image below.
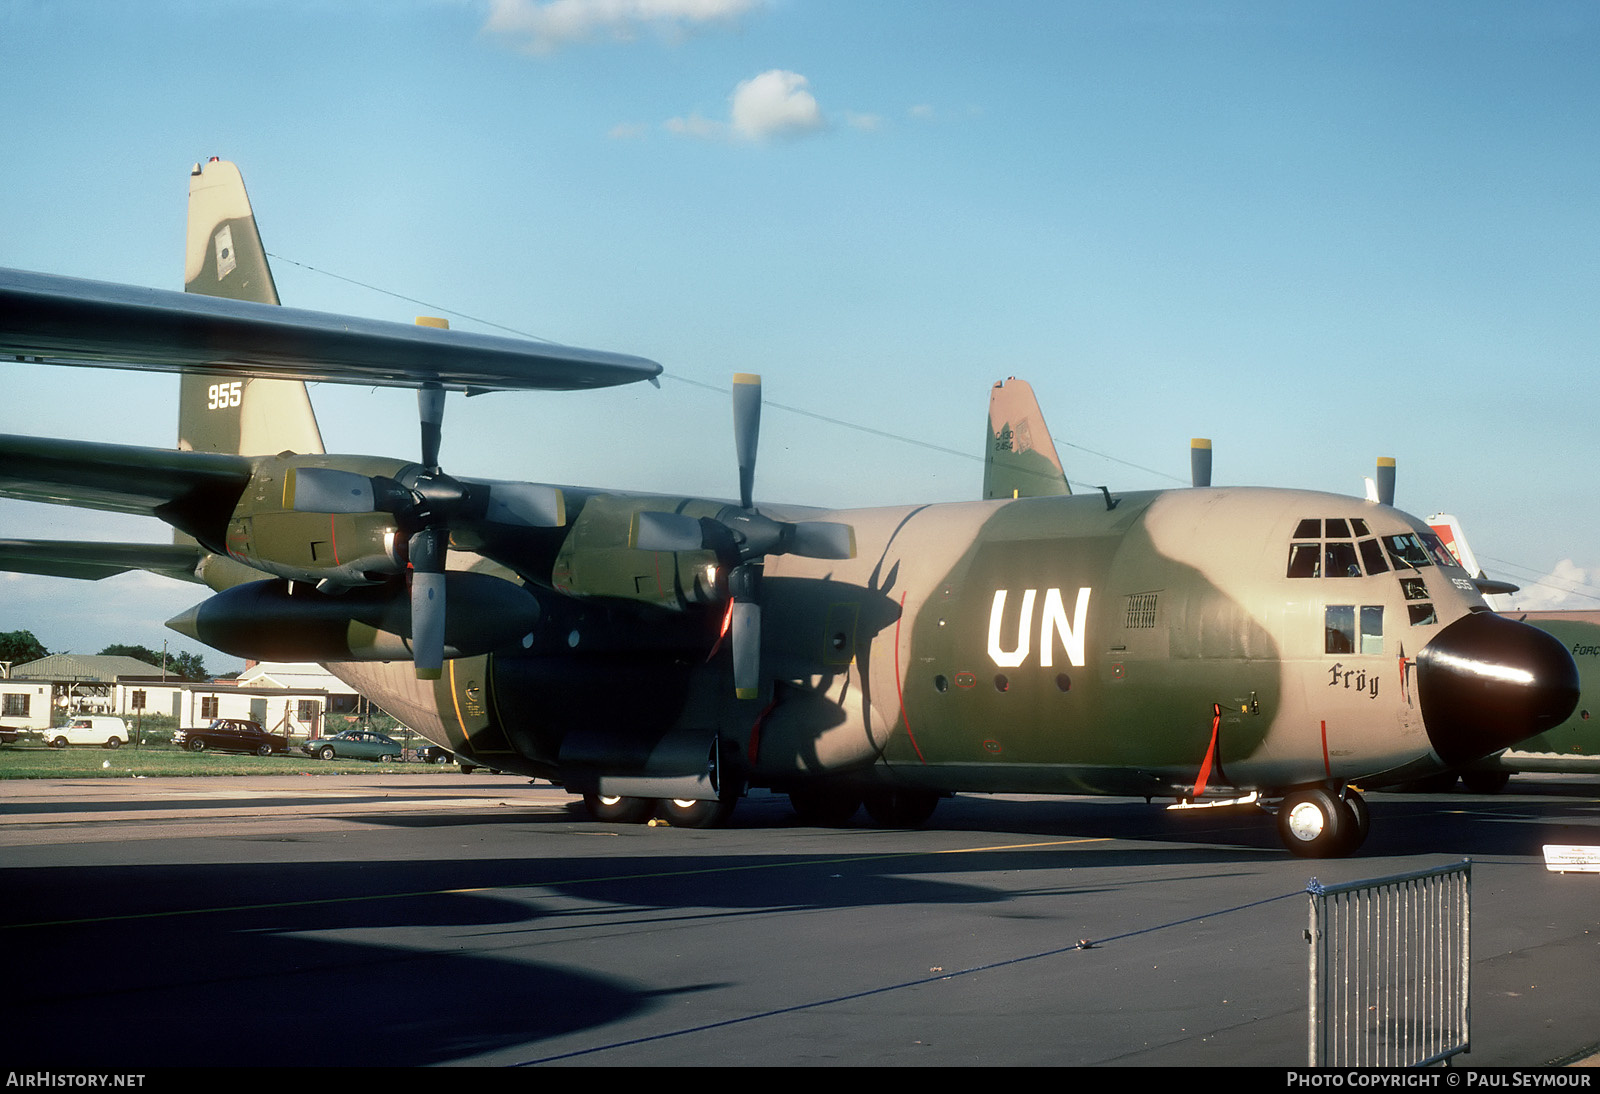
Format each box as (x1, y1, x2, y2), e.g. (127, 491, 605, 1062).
(0, 267, 663, 393)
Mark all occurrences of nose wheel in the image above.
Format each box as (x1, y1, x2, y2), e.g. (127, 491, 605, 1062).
(1276, 786, 1368, 858)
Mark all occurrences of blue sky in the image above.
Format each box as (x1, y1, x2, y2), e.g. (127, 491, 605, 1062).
(3, 0, 1598, 668)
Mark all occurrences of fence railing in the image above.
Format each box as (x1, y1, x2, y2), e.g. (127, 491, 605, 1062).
(1306, 860, 1471, 1067)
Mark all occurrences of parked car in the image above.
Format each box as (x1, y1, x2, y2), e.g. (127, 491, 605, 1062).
(418, 745, 455, 765)
(301, 729, 403, 762)
(173, 718, 289, 755)
(45, 716, 129, 749)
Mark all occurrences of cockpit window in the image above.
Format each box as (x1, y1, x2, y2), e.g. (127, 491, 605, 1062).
(1383, 533, 1433, 571)
(1287, 543, 1321, 578)
(1325, 541, 1361, 577)
(1418, 531, 1461, 569)
(1287, 518, 1382, 579)
(1358, 538, 1389, 575)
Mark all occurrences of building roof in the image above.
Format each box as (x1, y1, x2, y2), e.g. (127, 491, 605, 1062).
(12, 653, 168, 682)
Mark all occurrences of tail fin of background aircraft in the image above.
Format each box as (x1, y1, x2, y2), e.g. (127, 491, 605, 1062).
(179, 157, 325, 458)
(1427, 512, 1518, 605)
(983, 377, 1071, 499)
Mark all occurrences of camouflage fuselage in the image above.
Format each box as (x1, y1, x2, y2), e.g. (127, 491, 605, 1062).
(322, 485, 1527, 801)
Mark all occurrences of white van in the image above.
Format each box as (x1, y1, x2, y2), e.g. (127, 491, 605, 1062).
(46, 716, 130, 749)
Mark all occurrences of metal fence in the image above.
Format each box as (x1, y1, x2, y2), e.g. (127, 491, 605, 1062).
(1306, 860, 1471, 1067)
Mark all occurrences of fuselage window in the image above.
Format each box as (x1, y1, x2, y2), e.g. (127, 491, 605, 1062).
(1325, 518, 1351, 539)
(1400, 577, 1429, 601)
(1350, 518, 1371, 537)
(1325, 605, 1355, 654)
(1293, 518, 1321, 539)
(1407, 602, 1439, 626)
(1360, 605, 1384, 654)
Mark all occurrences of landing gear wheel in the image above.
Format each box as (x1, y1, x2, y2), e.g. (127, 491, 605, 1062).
(257, 743, 273, 756)
(1462, 770, 1511, 794)
(863, 788, 940, 828)
(1339, 789, 1370, 855)
(657, 797, 736, 829)
(583, 793, 657, 824)
(788, 788, 862, 826)
(1276, 787, 1351, 858)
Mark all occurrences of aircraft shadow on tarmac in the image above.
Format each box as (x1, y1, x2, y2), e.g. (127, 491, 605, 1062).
(9, 786, 1596, 1066)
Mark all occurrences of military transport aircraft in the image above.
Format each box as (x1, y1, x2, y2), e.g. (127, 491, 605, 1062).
(0, 159, 1581, 856)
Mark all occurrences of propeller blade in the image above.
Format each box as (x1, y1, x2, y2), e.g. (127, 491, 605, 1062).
(789, 521, 856, 560)
(480, 481, 566, 527)
(1190, 438, 1212, 488)
(1375, 457, 1396, 506)
(732, 373, 761, 510)
(286, 467, 377, 513)
(418, 379, 446, 471)
(631, 510, 706, 552)
(731, 598, 761, 700)
(408, 526, 448, 680)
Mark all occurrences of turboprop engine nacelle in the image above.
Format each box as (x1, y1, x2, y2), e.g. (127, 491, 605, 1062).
(166, 574, 541, 663)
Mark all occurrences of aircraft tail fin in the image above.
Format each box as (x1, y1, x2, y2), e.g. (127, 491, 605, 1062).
(179, 157, 325, 459)
(983, 377, 1070, 499)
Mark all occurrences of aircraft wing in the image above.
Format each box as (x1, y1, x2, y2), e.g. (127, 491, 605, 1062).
(0, 540, 206, 583)
(0, 434, 253, 546)
(0, 267, 663, 393)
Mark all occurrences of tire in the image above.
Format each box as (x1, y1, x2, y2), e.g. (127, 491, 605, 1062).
(1462, 770, 1511, 794)
(862, 788, 940, 828)
(788, 788, 862, 826)
(434, 752, 452, 765)
(658, 797, 736, 829)
(583, 793, 657, 824)
(319, 745, 336, 761)
(1277, 787, 1351, 858)
(257, 743, 273, 756)
(380, 754, 397, 763)
(188, 738, 205, 753)
(51, 736, 67, 749)
(105, 737, 122, 750)
(1339, 789, 1371, 855)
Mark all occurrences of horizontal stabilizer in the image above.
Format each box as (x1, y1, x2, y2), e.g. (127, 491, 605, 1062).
(0, 434, 253, 519)
(0, 539, 205, 583)
(1, 268, 663, 393)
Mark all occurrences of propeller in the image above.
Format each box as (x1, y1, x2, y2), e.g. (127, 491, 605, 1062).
(631, 373, 855, 699)
(1190, 438, 1212, 488)
(284, 320, 564, 679)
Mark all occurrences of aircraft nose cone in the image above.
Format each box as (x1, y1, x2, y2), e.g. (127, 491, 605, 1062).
(1416, 611, 1580, 766)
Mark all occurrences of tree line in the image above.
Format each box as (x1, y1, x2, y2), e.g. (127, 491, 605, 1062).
(0, 630, 211, 681)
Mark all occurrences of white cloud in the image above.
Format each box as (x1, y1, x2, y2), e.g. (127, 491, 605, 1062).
(663, 112, 727, 140)
(485, 0, 760, 54)
(662, 69, 826, 143)
(1510, 559, 1600, 612)
(729, 69, 824, 140)
(607, 121, 649, 139)
(843, 111, 883, 132)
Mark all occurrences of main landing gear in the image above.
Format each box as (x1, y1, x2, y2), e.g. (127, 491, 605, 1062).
(580, 793, 735, 829)
(1275, 785, 1370, 858)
